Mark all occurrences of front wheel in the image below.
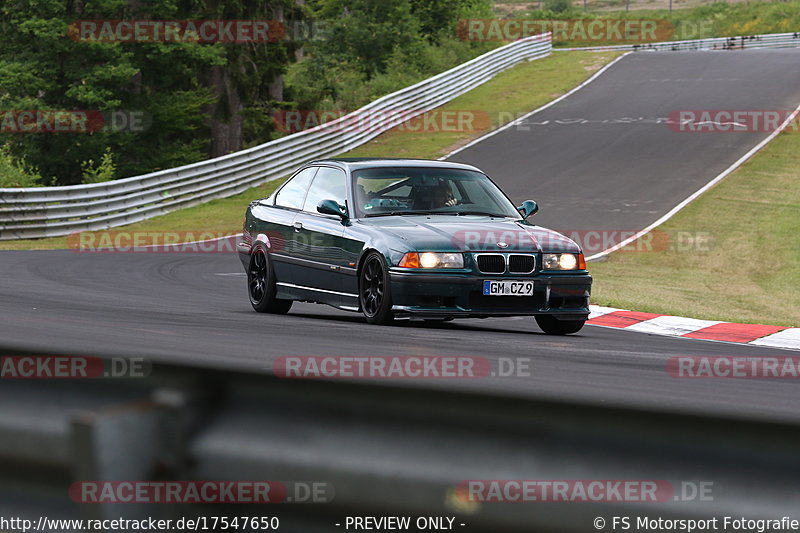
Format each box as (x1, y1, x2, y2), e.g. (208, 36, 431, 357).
(359, 252, 394, 325)
(247, 246, 292, 314)
(535, 315, 585, 335)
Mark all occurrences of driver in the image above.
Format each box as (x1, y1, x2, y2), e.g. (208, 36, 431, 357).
(430, 182, 458, 208)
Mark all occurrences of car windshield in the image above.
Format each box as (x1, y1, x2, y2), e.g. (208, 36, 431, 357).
(352, 167, 520, 218)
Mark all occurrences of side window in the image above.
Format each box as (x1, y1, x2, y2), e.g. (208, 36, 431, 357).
(275, 167, 318, 209)
(302, 167, 347, 213)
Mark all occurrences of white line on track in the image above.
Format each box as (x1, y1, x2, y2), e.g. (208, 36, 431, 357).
(586, 102, 800, 260)
(440, 52, 633, 160)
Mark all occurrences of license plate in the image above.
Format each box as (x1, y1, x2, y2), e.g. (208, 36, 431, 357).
(483, 280, 534, 296)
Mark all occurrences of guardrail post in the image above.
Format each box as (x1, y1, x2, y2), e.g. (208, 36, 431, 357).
(69, 395, 186, 520)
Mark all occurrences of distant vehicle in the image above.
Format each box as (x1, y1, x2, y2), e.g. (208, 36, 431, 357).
(239, 159, 591, 334)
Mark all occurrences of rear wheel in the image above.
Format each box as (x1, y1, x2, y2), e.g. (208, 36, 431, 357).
(359, 252, 394, 325)
(247, 246, 292, 314)
(535, 315, 585, 335)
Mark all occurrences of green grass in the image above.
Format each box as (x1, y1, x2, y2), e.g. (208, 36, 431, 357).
(0, 50, 620, 251)
(589, 129, 800, 327)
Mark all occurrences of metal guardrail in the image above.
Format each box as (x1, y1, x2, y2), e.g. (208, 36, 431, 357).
(555, 31, 800, 52)
(2, 353, 800, 531)
(0, 34, 553, 241)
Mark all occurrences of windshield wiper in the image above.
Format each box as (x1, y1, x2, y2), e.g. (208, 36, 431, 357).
(364, 210, 434, 217)
(365, 210, 509, 218)
(454, 211, 508, 217)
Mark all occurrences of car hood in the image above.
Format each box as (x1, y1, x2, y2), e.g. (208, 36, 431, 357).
(358, 216, 581, 253)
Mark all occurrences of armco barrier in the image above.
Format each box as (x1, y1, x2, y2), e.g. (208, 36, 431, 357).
(0, 33, 552, 241)
(2, 353, 800, 530)
(555, 31, 800, 52)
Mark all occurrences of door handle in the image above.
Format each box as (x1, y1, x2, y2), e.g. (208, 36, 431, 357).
(293, 221, 303, 232)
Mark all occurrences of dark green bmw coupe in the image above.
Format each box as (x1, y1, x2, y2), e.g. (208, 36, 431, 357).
(238, 158, 592, 334)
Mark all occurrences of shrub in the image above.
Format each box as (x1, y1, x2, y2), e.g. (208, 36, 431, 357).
(0, 145, 42, 188)
(81, 147, 116, 184)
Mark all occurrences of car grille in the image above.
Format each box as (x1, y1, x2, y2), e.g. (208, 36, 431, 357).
(475, 253, 536, 274)
(508, 254, 535, 274)
(476, 254, 505, 274)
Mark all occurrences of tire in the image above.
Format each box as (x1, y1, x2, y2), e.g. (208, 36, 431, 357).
(535, 315, 585, 335)
(247, 245, 292, 314)
(359, 252, 394, 325)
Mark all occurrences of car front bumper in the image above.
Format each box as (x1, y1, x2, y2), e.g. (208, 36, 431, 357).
(388, 269, 592, 319)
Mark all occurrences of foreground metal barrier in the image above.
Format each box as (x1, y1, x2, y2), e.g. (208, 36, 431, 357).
(0, 34, 552, 241)
(556, 31, 800, 52)
(1, 350, 799, 532)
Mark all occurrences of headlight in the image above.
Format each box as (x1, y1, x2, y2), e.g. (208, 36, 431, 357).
(399, 252, 464, 269)
(542, 253, 586, 270)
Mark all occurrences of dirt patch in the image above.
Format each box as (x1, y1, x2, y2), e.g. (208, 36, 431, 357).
(439, 136, 483, 157)
(493, 2, 538, 17)
(494, 0, 775, 15)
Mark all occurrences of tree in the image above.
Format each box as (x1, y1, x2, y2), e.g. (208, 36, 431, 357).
(285, 0, 493, 114)
(0, 0, 301, 184)
(409, 0, 493, 40)
(191, 0, 305, 155)
(308, 0, 425, 78)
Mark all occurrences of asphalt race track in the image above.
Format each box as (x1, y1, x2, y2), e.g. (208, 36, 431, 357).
(0, 249, 797, 424)
(2, 50, 799, 422)
(449, 49, 800, 233)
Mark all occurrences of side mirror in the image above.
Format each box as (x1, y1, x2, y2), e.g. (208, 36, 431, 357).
(518, 200, 538, 219)
(317, 199, 348, 219)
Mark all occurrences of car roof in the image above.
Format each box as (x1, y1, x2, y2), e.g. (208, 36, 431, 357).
(307, 158, 483, 173)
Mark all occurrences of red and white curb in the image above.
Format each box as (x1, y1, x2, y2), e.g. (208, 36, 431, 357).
(588, 306, 800, 351)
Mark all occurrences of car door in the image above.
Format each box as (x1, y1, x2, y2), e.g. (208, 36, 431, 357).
(291, 166, 355, 308)
(263, 166, 318, 284)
